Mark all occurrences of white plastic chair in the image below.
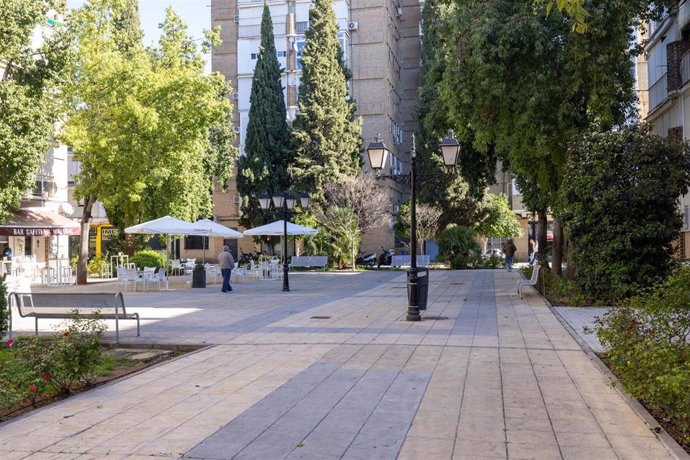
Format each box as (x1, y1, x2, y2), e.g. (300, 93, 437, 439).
(204, 263, 219, 284)
(171, 259, 183, 276)
(124, 268, 143, 291)
(151, 268, 168, 290)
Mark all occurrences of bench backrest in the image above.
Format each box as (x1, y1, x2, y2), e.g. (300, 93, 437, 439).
(291, 256, 328, 266)
(531, 264, 541, 283)
(391, 255, 430, 267)
(12, 292, 126, 315)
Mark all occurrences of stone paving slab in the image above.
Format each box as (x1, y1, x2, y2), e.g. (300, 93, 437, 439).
(1, 270, 684, 459)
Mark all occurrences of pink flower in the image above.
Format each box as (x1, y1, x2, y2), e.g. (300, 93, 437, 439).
(5, 339, 13, 347)
(29, 384, 36, 394)
(63, 331, 69, 337)
(43, 373, 51, 381)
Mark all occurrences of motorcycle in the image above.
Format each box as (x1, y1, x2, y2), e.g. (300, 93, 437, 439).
(377, 247, 395, 268)
(356, 250, 377, 267)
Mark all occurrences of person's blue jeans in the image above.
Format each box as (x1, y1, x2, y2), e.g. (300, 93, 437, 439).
(221, 268, 232, 292)
(505, 255, 514, 270)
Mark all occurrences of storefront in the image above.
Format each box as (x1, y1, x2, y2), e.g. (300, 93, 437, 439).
(0, 208, 80, 280)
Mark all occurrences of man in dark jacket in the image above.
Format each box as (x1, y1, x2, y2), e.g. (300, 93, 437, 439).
(503, 239, 517, 272)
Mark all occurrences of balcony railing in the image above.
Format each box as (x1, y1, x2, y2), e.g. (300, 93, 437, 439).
(681, 51, 690, 88)
(648, 73, 668, 111)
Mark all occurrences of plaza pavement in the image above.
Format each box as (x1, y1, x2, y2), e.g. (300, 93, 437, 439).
(0, 270, 684, 459)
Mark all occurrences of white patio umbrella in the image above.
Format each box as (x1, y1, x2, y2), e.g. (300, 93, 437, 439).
(190, 219, 243, 262)
(244, 220, 317, 263)
(125, 216, 206, 278)
(243, 220, 318, 236)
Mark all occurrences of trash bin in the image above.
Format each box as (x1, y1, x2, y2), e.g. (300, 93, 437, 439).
(407, 267, 429, 310)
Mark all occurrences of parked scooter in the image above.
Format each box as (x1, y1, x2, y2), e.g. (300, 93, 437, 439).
(356, 250, 377, 267)
(377, 247, 395, 268)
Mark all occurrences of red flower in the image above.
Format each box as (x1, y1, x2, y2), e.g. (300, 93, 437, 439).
(5, 339, 13, 347)
(63, 331, 69, 337)
(29, 384, 36, 394)
(43, 373, 51, 381)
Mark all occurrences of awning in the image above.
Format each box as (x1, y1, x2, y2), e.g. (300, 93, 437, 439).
(0, 208, 81, 237)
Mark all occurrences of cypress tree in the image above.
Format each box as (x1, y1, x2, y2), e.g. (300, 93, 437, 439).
(291, 0, 361, 206)
(237, 2, 291, 228)
(113, 0, 143, 54)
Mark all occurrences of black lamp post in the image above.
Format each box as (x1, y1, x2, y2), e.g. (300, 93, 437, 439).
(366, 132, 460, 321)
(257, 191, 310, 292)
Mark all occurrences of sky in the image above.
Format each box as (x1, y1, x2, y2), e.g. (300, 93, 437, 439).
(65, 0, 212, 73)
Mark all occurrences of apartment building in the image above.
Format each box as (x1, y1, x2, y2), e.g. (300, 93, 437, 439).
(636, 2, 690, 257)
(211, 0, 423, 253)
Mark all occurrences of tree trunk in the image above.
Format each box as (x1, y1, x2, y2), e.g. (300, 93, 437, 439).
(552, 218, 563, 277)
(77, 197, 94, 285)
(124, 213, 135, 256)
(537, 209, 548, 267)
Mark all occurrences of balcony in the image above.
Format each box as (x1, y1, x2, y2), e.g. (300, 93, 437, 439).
(681, 51, 690, 88)
(648, 73, 668, 112)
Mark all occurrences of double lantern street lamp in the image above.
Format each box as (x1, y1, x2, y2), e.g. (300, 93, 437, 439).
(366, 132, 460, 321)
(257, 192, 310, 292)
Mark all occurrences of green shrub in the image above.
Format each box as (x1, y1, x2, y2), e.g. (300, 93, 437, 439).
(0, 314, 106, 411)
(473, 254, 505, 269)
(596, 266, 690, 445)
(438, 225, 481, 269)
(87, 255, 108, 277)
(0, 278, 7, 338)
(131, 250, 165, 270)
(559, 125, 690, 303)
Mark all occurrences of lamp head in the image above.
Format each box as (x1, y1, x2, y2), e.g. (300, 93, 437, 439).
(439, 133, 460, 167)
(366, 134, 389, 171)
(258, 193, 272, 210)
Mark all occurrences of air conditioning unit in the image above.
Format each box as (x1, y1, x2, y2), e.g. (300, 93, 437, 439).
(232, 92, 239, 99)
(233, 126, 240, 133)
(234, 15, 240, 23)
(348, 21, 359, 31)
(233, 195, 242, 204)
(396, 6, 403, 17)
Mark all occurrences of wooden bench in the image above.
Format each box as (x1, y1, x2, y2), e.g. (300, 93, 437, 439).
(289, 256, 328, 270)
(8, 292, 139, 343)
(517, 264, 541, 299)
(391, 255, 430, 267)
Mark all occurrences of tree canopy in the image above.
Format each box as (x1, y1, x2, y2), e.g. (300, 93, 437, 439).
(237, 3, 292, 229)
(61, 2, 235, 232)
(0, 0, 70, 223)
(559, 126, 690, 303)
(291, 0, 361, 205)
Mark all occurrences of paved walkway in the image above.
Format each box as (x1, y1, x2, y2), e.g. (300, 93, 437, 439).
(1, 270, 682, 459)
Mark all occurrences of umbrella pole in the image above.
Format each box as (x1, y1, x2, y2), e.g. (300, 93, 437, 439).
(203, 236, 206, 263)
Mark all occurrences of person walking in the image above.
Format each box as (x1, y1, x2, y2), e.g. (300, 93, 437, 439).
(503, 238, 517, 271)
(529, 237, 538, 265)
(218, 245, 235, 293)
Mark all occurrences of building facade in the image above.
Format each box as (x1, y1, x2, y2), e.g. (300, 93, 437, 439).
(636, 3, 690, 258)
(211, 0, 423, 254)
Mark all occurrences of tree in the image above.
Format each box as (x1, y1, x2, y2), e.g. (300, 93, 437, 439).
(317, 174, 390, 268)
(559, 125, 690, 303)
(475, 193, 523, 252)
(62, 2, 234, 283)
(291, 0, 361, 206)
(0, 0, 70, 223)
(424, 0, 653, 276)
(395, 202, 443, 255)
(236, 3, 292, 229)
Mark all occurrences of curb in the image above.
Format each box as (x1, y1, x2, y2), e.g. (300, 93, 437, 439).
(544, 297, 689, 459)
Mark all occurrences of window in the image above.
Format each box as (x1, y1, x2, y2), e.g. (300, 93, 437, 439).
(184, 236, 208, 250)
(253, 51, 287, 59)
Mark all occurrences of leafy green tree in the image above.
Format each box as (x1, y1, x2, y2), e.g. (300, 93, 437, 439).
(437, 225, 481, 269)
(237, 3, 292, 229)
(414, 0, 493, 229)
(291, 0, 361, 205)
(62, 2, 234, 282)
(475, 194, 523, 250)
(422, 0, 658, 275)
(559, 125, 690, 303)
(0, 0, 70, 223)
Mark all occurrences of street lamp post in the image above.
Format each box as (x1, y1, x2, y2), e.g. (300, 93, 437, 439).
(257, 192, 310, 292)
(366, 132, 460, 321)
